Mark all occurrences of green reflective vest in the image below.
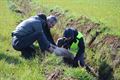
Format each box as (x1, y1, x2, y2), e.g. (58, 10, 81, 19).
(70, 32, 83, 54)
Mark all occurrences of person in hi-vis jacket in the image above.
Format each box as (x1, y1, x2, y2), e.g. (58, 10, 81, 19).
(57, 27, 85, 67)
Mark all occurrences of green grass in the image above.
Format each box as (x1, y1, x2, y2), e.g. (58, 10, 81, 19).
(1, 0, 120, 79)
(0, 0, 96, 79)
(64, 67, 96, 80)
(0, 0, 45, 79)
(0, 53, 46, 80)
(36, 0, 120, 35)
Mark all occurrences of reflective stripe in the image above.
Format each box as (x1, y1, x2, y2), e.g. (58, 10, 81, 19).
(70, 32, 83, 54)
(77, 32, 83, 39)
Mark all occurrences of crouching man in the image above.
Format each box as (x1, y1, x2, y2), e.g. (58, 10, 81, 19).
(11, 13, 58, 59)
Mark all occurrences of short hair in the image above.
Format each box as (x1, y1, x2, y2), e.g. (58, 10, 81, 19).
(47, 15, 57, 23)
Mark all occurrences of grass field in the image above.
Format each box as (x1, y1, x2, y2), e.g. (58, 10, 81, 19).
(0, 0, 120, 80)
(0, 0, 96, 80)
(37, 0, 120, 35)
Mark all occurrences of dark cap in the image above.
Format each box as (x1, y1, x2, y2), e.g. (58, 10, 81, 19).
(63, 28, 74, 38)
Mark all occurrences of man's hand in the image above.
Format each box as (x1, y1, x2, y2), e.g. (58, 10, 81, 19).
(48, 44, 56, 53)
(50, 44, 56, 49)
(48, 46, 54, 53)
(56, 37, 65, 47)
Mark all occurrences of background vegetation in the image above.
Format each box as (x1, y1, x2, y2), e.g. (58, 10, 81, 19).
(37, 0, 120, 36)
(0, 0, 120, 80)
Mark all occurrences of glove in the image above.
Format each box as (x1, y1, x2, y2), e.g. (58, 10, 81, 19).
(53, 47, 74, 59)
(47, 44, 57, 53)
(50, 44, 56, 49)
(48, 46, 54, 53)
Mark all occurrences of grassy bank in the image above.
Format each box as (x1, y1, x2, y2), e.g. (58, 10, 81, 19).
(36, 0, 120, 36)
(0, 0, 96, 80)
(0, 0, 120, 79)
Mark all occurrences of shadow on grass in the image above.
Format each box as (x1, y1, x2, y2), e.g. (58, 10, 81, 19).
(0, 53, 21, 65)
(98, 61, 114, 80)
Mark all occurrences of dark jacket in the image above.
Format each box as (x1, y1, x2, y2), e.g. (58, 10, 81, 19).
(12, 15, 44, 36)
(12, 14, 55, 45)
(39, 14, 56, 45)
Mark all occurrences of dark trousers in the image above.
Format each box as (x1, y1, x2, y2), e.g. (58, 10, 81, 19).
(20, 45, 36, 59)
(12, 32, 49, 59)
(73, 38, 85, 67)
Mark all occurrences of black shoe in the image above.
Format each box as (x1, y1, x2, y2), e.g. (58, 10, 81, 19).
(63, 57, 74, 66)
(21, 50, 36, 59)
